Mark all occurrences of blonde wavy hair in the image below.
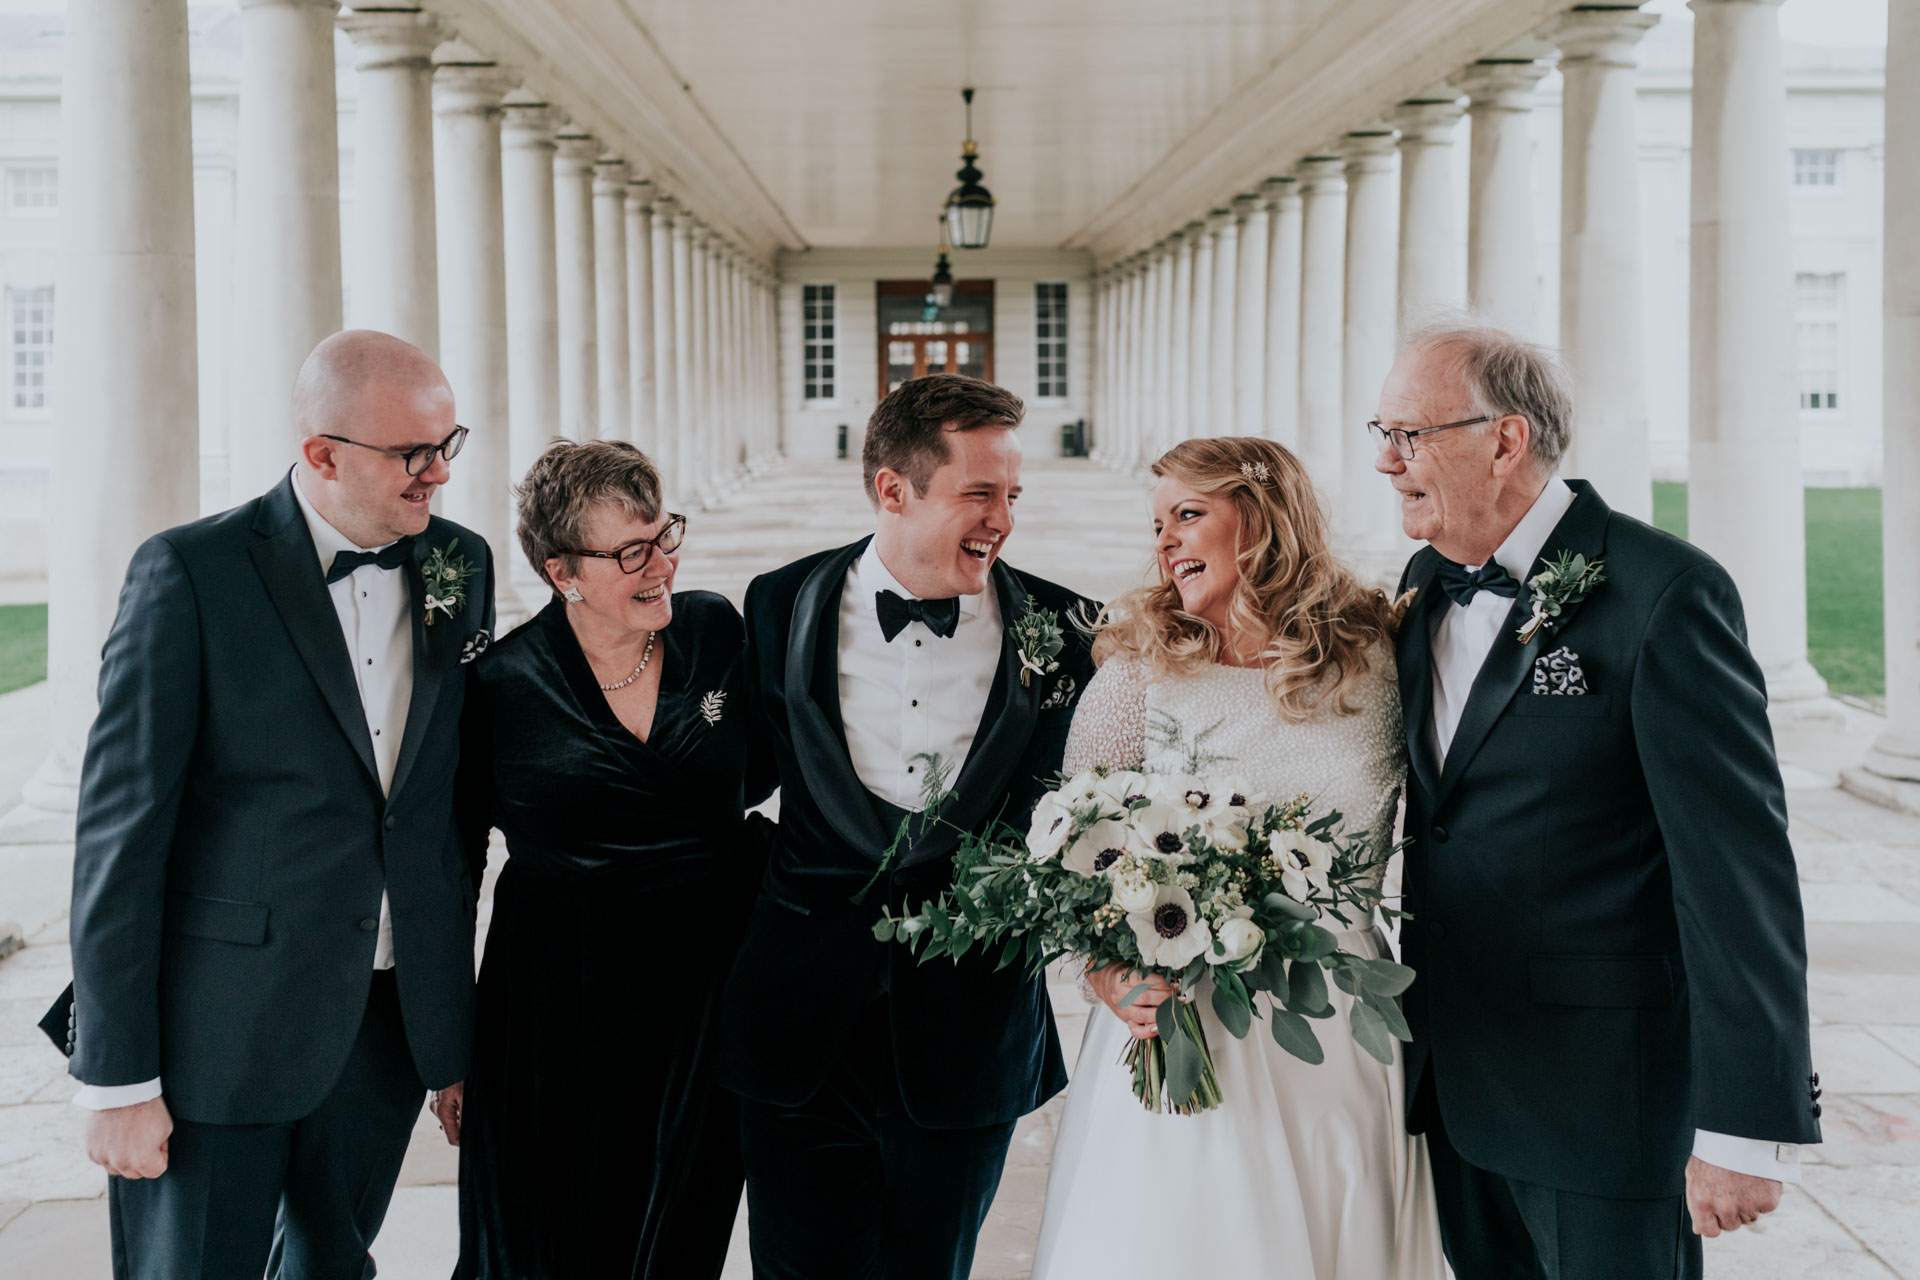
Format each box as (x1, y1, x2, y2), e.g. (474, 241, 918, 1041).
(1092, 437, 1395, 723)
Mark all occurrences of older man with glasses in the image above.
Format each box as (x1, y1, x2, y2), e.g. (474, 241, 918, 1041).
(45, 329, 497, 1280)
(1374, 321, 1820, 1280)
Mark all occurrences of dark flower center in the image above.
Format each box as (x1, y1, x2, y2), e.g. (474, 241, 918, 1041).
(1126, 792, 1149, 806)
(1092, 849, 1122, 872)
(1049, 815, 1066, 834)
(1153, 903, 1188, 938)
(1155, 831, 1183, 855)
(1230, 792, 1247, 807)
(1184, 789, 1210, 808)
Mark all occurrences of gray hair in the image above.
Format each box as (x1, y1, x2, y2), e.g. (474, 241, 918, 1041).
(514, 439, 663, 591)
(1402, 320, 1573, 472)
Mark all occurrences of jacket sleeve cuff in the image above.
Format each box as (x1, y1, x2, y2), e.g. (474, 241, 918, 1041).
(1693, 1128, 1805, 1184)
(72, 1078, 163, 1111)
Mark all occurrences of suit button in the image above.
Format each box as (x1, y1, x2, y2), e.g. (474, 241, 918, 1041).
(1431, 826, 1449, 844)
(1811, 1102, 1822, 1119)
(358, 918, 378, 932)
(384, 815, 398, 831)
(1426, 922, 1447, 940)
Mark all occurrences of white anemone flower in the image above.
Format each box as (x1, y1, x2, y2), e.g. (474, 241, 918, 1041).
(1091, 769, 1152, 814)
(1025, 791, 1076, 862)
(1125, 800, 1195, 862)
(1053, 770, 1106, 808)
(1061, 818, 1133, 876)
(1268, 827, 1333, 902)
(1127, 884, 1213, 969)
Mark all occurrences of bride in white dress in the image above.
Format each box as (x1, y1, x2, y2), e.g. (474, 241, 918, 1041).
(1031, 437, 1446, 1280)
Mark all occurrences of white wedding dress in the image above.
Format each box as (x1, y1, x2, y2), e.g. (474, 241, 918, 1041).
(1030, 651, 1448, 1280)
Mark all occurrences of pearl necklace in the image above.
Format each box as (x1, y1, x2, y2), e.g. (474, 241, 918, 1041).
(597, 630, 656, 691)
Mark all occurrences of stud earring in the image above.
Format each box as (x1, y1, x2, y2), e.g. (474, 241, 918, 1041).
(563, 587, 584, 603)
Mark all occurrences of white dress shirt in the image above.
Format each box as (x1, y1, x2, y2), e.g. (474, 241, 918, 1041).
(837, 546, 1002, 811)
(74, 471, 414, 1111)
(1425, 476, 1803, 1184)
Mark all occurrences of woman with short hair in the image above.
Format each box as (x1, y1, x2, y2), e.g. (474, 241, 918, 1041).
(451, 438, 770, 1280)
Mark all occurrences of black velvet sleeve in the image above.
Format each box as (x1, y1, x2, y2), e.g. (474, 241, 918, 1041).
(454, 663, 496, 894)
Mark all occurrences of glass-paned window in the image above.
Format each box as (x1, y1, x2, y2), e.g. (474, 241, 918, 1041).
(803, 283, 835, 402)
(4, 165, 57, 214)
(1792, 149, 1838, 188)
(8, 285, 53, 412)
(1795, 273, 1842, 412)
(1035, 282, 1069, 398)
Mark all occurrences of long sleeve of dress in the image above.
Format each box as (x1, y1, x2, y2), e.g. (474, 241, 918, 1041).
(1062, 655, 1150, 775)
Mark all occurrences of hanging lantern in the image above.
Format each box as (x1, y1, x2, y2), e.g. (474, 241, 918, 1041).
(944, 87, 994, 249)
(930, 251, 954, 309)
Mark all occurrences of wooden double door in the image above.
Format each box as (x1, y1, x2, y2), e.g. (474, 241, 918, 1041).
(877, 280, 994, 397)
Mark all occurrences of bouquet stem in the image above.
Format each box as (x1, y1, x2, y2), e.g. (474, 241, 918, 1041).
(1123, 1000, 1222, 1115)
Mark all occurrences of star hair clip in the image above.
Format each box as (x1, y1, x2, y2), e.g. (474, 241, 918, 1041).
(1239, 461, 1271, 484)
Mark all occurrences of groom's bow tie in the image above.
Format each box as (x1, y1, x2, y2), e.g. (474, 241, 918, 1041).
(876, 590, 959, 642)
(1433, 558, 1520, 607)
(325, 539, 415, 585)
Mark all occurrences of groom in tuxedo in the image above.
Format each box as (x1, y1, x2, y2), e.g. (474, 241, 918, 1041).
(1378, 324, 1820, 1279)
(717, 373, 1096, 1280)
(51, 330, 494, 1278)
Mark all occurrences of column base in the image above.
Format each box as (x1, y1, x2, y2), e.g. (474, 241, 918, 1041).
(0, 748, 79, 846)
(1763, 659, 1841, 727)
(1840, 748, 1920, 817)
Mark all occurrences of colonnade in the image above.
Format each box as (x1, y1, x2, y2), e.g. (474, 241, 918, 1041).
(1088, 0, 1843, 726)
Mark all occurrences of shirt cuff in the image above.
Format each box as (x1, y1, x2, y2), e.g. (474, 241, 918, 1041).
(72, 1078, 164, 1111)
(1692, 1129, 1804, 1184)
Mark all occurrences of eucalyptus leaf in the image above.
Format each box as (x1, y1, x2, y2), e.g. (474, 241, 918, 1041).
(1295, 925, 1339, 961)
(1250, 945, 1290, 995)
(922, 936, 950, 963)
(1211, 972, 1252, 1039)
(1358, 957, 1416, 998)
(1373, 993, 1413, 1042)
(996, 932, 1022, 971)
(1269, 1008, 1326, 1064)
(1286, 959, 1331, 1016)
(1262, 892, 1318, 923)
(1330, 965, 1358, 996)
(871, 917, 897, 943)
(1349, 999, 1395, 1065)
(1163, 1011, 1204, 1106)
(1119, 981, 1150, 1009)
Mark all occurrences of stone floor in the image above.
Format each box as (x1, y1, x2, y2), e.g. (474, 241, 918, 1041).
(1, 457, 1916, 1278)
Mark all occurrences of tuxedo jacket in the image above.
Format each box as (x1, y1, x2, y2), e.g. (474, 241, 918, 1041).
(1395, 480, 1820, 1199)
(56, 475, 494, 1126)
(714, 537, 1096, 1129)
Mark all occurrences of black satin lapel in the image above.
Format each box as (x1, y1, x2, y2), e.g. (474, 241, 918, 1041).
(1396, 571, 1447, 801)
(902, 564, 1042, 868)
(388, 547, 445, 801)
(248, 485, 379, 785)
(785, 539, 892, 855)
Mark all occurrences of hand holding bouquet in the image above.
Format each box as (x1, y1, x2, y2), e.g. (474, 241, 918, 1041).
(873, 768, 1415, 1115)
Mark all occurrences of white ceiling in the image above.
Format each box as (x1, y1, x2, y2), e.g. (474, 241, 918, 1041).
(427, 0, 1569, 261)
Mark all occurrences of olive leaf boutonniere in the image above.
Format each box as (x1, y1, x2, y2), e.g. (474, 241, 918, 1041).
(421, 538, 479, 627)
(1518, 550, 1605, 645)
(1011, 602, 1066, 689)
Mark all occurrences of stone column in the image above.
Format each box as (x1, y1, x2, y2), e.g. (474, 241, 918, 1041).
(227, 0, 342, 500)
(625, 179, 656, 457)
(590, 157, 630, 442)
(1188, 221, 1215, 435)
(701, 233, 725, 496)
(1116, 259, 1139, 466)
(685, 220, 712, 502)
(1138, 247, 1162, 466)
(552, 130, 597, 440)
(8, 0, 200, 834)
(1458, 56, 1553, 337)
(1233, 192, 1270, 437)
(651, 194, 680, 491)
(1089, 270, 1107, 460)
(1859, 0, 1920, 793)
(1342, 129, 1400, 553)
(670, 209, 695, 502)
(1152, 239, 1178, 461)
(1686, 0, 1827, 715)
(339, 8, 442, 355)
(1263, 177, 1303, 447)
(431, 49, 516, 625)
(1297, 154, 1347, 505)
(501, 95, 559, 609)
(1169, 232, 1194, 444)
(1549, 7, 1657, 521)
(1208, 208, 1238, 432)
(1394, 90, 1466, 335)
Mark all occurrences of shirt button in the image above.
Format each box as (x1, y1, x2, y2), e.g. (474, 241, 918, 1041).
(366, 658, 373, 665)
(911, 700, 919, 707)
(914, 639, 922, 648)
(373, 729, 381, 737)
(358, 918, 378, 932)
(907, 765, 916, 774)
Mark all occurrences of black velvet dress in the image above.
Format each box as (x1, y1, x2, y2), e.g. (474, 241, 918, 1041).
(453, 593, 772, 1280)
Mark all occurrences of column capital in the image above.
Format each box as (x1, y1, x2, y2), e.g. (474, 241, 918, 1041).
(1455, 58, 1553, 110)
(500, 92, 559, 147)
(1181, 219, 1207, 241)
(1230, 191, 1263, 222)
(239, 0, 340, 12)
(593, 157, 629, 196)
(1204, 206, 1234, 233)
(1342, 127, 1400, 173)
(338, 8, 443, 70)
(1544, 6, 1659, 66)
(626, 177, 654, 209)
(1260, 175, 1300, 211)
(554, 130, 599, 174)
(1393, 95, 1465, 144)
(1294, 154, 1348, 191)
(431, 55, 515, 117)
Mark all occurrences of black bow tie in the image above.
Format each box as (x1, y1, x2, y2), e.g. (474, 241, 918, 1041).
(1433, 558, 1521, 607)
(325, 539, 414, 585)
(876, 590, 960, 642)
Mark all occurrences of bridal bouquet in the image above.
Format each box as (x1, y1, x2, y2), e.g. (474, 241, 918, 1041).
(873, 766, 1414, 1116)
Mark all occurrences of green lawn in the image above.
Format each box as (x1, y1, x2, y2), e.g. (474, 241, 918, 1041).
(0, 603, 47, 695)
(1651, 483, 1883, 699)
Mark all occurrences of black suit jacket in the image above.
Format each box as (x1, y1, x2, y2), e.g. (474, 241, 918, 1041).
(56, 475, 494, 1126)
(714, 538, 1096, 1129)
(1395, 480, 1820, 1198)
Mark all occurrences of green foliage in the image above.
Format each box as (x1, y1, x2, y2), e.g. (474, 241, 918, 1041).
(0, 604, 47, 695)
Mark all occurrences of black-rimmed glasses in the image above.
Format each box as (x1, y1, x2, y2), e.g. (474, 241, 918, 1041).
(320, 425, 469, 476)
(572, 515, 688, 573)
(1366, 416, 1491, 460)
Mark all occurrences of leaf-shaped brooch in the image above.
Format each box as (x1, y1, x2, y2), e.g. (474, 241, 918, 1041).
(699, 690, 726, 725)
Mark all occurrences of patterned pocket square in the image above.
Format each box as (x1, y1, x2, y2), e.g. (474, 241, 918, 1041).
(460, 630, 492, 665)
(1532, 646, 1589, 696)
(1039, 675, 1077, 712)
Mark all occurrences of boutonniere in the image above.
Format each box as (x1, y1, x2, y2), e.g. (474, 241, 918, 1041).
(1518, 550, 1605, 645)
(1010, 601, 1066, 689)
(421, 538, 479, 627)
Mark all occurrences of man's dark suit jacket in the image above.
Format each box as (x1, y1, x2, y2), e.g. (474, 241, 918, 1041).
(1395, 480, 1821, 1199)
(58, 474, 494, 1127)
(715, 537, 1096, 1130)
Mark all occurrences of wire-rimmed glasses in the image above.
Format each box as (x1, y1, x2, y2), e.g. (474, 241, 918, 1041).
(1365, 415, 1491, 460)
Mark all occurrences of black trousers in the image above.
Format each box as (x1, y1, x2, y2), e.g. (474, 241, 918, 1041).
(108, 970, 427, 1280)
(1417, 1077, 1703, 1280)
(735, 999, 1016, 1280)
